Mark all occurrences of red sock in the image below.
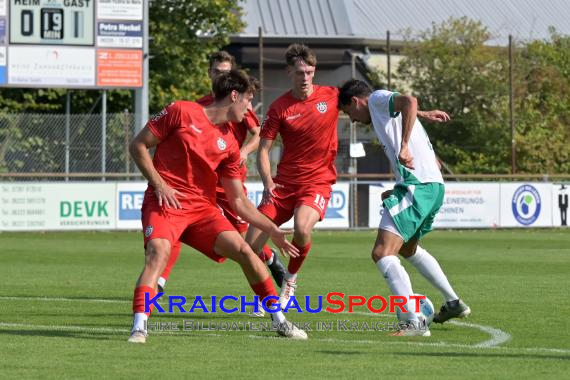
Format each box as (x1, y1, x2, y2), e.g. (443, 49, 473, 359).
(258, 245, 273, 262)
(132, 285, 156, 316)
(250, 277, 278, 308)
(160, 243, 181, 281)
(287, 241, 311, 274)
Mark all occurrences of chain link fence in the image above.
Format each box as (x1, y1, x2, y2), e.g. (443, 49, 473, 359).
(0, 112, 386, 181)
(0, 112, 135, 179)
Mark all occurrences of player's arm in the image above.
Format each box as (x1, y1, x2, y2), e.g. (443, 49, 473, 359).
(129, 126, 184, 209)
(257, 138, 282, 201)
(220, 177, 299, 257)
(239, 126, 261, 166)
(417, 110, 450, 123)
(393, 95, 418, 169)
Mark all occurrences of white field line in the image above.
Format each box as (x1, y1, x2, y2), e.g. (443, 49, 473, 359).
(2, 296, 568, 355)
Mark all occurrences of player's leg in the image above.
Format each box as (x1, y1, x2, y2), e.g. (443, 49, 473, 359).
(277, 205, 320, 308)
(401, 241, 471, 323)
(401, 182, 470, 323)
(129, 200, 184, 343)
(157, 241, 181, 292)
(373, 210, 429, 337)
(129, 237, 171, 343)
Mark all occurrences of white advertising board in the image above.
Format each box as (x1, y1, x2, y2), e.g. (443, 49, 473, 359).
(97, 0, 143, 20)
(8, 45, 95, 86)
(552, 184, 569, 227)
(434, 183, 500, 228)
(0, 182, 115, 231)
(499, 183, 553, 227)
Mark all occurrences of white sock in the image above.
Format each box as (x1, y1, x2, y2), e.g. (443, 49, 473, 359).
(285, 272, 297, 282)
(266, 251, 274, 266)
(407, 246, 459, 302)
(132, 312, 148, 332)
(157, 277, 166, 289)
(272, 310, 286, 323)
(377, 256, 418, 322)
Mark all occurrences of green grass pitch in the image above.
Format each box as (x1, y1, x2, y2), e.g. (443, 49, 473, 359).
(0, 229, 569, 378)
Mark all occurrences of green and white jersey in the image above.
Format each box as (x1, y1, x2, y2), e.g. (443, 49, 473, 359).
(368, 90, 443, 185)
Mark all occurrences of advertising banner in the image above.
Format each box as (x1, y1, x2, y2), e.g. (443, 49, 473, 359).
(552, 183, 569, 228)
(96, 49, 142, 87)
(116, 182, 147, 229)
(97, 21, 142, 48)
(499, 183, 553, 227)
(97, 0, 143, 20)
(434, 183, 500, 228)
(0, 182, 115, 231)
(8, 46, 95, 86)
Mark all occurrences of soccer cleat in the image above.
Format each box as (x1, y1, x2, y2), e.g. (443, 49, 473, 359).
(267, 251, 287, 288)
(273, 320, 308, 340)
(127, 329, 147, 343)
(279, 278, 297, 309)
(433, 299, 471, 324)
(251, 300, 266, 318)
(157, 277, 166, 293)
(391, 319, 431, 337)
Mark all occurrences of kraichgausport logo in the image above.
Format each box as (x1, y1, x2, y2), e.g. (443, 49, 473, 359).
(144, 292, 426, 315)
(512, 184, 541, 225)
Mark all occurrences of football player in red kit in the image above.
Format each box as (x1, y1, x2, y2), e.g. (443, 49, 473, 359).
(157, 52, 287, 293)
(128, 70, 306, 343)
(246, 44, 339, 309)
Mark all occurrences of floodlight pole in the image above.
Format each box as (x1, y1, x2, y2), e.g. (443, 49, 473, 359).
(134, 0, 150, 135)
(102, 90, 107, 181)
(65, 92, 71, 182)
(387, 30, 391, 90)
(509, 35, 516, 174)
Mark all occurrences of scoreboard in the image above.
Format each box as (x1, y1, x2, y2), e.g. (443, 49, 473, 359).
(0, 0, 144, 88)
(10, 0, 94, 45)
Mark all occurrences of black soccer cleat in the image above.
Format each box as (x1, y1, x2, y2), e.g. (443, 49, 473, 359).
(268, 250, 287, 288)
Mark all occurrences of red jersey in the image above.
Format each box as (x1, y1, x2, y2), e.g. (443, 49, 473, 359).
(261, 85, 339, 185)
(197, 94, 260, 195)
(197, 94, 259, 148)
(145, 101, 242, 207)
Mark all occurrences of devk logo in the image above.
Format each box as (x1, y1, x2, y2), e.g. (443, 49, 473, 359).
(511, 184, 541, 225)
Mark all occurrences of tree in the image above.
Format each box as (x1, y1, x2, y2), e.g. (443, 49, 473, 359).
(513, 29, 570, 174)
(394, 17, 511, 174)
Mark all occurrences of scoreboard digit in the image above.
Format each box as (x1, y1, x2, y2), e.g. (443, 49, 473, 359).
(10, 0, 94, 45)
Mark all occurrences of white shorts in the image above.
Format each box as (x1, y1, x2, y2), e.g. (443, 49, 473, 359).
(378, 208, 404, 240)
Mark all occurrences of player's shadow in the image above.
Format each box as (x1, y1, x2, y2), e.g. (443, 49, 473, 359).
(397, 351, 570, 361)
(317, 350, 366, 356)
(0, 329, 121, 341)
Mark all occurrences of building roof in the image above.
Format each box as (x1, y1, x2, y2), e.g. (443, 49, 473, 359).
(237, 0, 570, 46)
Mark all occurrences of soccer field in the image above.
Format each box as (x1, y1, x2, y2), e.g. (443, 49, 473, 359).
(0, 230, 569, 378)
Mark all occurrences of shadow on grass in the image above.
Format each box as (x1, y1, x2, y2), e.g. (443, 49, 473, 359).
(397, 351, 570, 361)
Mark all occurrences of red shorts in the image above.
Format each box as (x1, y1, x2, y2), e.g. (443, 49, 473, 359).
(141, 197, 235, 263)
(216, 188, 249, 234)
(257, 182, 332, 226)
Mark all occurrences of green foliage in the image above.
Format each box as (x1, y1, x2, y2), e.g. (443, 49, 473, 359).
(391, 18, 569, 174)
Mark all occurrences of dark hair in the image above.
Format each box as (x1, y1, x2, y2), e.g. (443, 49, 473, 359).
(338, 79, 372, 106)
(285, 44, 317, 67)
(209, 51, 236, 70)
(212, 70, 260, 100)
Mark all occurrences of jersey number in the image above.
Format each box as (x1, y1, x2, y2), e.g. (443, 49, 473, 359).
(314, 194, 326, 211)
